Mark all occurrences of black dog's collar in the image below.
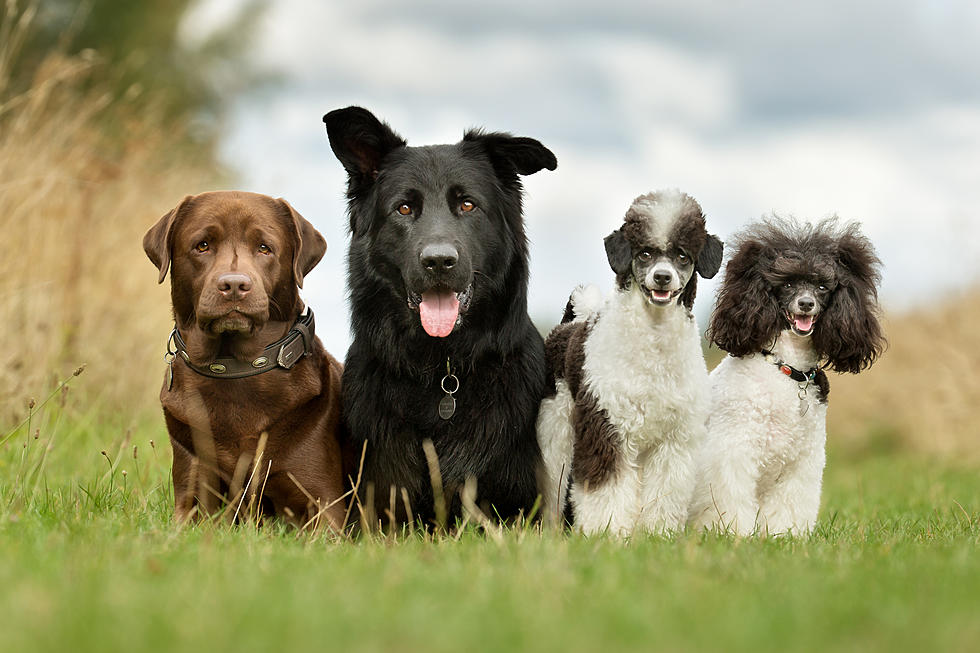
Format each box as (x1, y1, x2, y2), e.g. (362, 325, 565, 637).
(759, 348, 818, 384)
(167, 310, 315, 380)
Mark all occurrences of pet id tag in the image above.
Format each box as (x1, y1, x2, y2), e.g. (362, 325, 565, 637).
(798, 384, 809, 417)
(439, 360, 460, 420)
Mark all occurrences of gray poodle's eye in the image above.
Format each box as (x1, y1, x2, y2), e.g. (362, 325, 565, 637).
(638, 250, 653, 261)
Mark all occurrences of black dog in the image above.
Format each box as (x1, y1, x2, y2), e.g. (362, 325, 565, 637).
(323, 106, 557, 526)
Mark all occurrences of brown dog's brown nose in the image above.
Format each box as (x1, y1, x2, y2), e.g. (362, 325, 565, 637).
(217, 273, 252, 300)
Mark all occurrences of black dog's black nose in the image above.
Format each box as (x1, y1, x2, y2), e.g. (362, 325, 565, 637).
(420, 243, 458, 272)
(653, 271, 673, 287)
(797, 297, 815, 312)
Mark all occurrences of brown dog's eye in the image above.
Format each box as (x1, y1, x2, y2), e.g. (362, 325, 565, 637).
(460, 200, 475, 213)
(638, 250, 653, 261)
(258, 244, 272, 255)
(397, 204, 412, 216)
(195, 241, 209, 253)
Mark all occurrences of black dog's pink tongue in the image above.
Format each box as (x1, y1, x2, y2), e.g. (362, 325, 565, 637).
(794, 315, 814, 332)
(420, 290, 460, 338)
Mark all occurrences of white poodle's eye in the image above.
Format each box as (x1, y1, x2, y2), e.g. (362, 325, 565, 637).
(638, 250, 653, 261)
(677, 252, 689, 263)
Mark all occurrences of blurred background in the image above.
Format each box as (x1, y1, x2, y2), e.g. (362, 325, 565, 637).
(2, 0, 978, 458)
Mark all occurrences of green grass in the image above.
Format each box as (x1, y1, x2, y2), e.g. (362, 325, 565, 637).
(2, 380, 979, 652)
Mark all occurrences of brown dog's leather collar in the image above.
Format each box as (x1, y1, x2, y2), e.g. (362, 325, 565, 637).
(168, 310, 315, 381)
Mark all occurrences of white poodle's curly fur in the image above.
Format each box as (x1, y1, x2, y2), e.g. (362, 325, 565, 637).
(537, 190, 722, 536)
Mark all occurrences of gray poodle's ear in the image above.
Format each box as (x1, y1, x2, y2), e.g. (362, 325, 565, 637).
(696, 234, 724, 279)
(707, 240, 783, 356)
(813, 225, 885, 373)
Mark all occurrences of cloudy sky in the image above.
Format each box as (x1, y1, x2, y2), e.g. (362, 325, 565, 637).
(183, 0, 980, 355)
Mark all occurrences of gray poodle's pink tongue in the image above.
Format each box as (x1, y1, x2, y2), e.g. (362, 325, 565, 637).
(793, 315, 814, 332)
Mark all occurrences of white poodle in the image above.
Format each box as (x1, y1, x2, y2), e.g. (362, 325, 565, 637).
(537, 190, 723, 536)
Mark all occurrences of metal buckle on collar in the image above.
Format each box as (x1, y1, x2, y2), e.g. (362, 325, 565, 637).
(277, 343, 297, 369)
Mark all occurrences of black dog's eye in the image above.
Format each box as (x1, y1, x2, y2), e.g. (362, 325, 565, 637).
(784, 282, 793, 289)
(195, 241, 210, 253)
(460, 200, 476, 213)
(397, 204, 413, 216)
(818, 284, 828, 292)
(258, 244, 272, 255)
(677, 252, 689, 263)
(637, 250, 653, 261)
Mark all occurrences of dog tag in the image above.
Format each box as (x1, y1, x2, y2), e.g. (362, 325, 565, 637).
(798, 385, 809, 417)
(439, 361, 460, 421)
(438, 394, 456, 420)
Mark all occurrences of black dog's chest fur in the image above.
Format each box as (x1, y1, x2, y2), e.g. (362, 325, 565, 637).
(342, 337, 545, 522)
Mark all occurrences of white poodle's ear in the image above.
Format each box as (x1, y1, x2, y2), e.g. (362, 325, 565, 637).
(697, 234, 724, 279)
(604, 228, 632, 276)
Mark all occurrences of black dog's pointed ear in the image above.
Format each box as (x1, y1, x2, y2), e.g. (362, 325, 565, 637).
(279, 198, 327, 289)
(463, 130, 557, 176)
(604, 228, 632, 278)
(696, 234, 724, 279)
(144, 195, 193, 284)
(323, 106, 406, 178)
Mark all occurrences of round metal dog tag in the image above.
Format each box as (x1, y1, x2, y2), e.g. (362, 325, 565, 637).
(438, 395, 456, 420)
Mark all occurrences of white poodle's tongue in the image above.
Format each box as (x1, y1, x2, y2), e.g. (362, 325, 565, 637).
(420, 290, 459, 338)
(794, 315, 814, 332)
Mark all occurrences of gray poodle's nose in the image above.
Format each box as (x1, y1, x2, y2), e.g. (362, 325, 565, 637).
(796, 296, 815, 313)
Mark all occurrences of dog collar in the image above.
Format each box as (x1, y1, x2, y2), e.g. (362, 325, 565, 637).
(759, 348, 818, 384)
(166, 310, 315, 382)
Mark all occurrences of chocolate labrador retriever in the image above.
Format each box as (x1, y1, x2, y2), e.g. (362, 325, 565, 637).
(143, 191, 346, 531)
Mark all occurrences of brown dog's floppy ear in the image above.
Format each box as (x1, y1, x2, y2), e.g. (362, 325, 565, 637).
(144, 195, 193, 284)
(280, 199, 327, 289)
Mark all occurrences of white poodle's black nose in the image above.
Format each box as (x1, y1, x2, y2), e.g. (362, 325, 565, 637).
(652, 270, 673, 287)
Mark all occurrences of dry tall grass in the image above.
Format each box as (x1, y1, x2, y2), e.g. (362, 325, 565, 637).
(0, 10, 224, 425)
(828, 289, 980, 460)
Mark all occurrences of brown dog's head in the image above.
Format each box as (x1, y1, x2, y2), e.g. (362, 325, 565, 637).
(143, 191, 326, 336)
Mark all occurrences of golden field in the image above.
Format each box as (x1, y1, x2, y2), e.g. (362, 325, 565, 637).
(828, 289, 980, 460)
(0, 43, 222, 426)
